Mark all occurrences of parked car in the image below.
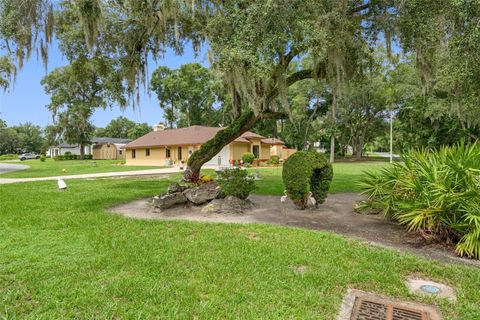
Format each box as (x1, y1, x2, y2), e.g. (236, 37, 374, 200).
(18, 153, 40, 161)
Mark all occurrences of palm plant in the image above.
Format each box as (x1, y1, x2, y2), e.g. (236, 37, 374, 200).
(359, 141, 480, 259)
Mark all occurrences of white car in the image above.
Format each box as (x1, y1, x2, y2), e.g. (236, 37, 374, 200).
(18, 153, 40, 161)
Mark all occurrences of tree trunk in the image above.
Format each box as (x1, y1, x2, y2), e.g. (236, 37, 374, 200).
(184, 110, 259, 181)
(353, 137, 364, 159)
(79, 143, 85, 160)
(329, 93, 336, 163)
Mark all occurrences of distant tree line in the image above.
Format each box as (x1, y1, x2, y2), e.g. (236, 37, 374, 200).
(0, 116, 152, 155)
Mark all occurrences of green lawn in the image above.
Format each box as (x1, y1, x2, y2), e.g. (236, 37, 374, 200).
(0, 158, 164, 178)
(247, 161, 388, 195)
(0, 177, 479, 319)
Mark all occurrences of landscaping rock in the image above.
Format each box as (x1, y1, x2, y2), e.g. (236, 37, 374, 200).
(167, 182, 187, 194)
(201, 196, 253, 214)
(153, 192, 188, 209)
(183, 182, 221, 205)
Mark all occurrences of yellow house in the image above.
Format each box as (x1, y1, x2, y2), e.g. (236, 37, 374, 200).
(265, 138, 297, 160)
(124, 125, 282, 166)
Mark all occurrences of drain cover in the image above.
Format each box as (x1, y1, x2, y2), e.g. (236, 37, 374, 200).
(420, 285, 441, 294)
(351, 297, 429, 320)
(337, 289, 441, 320)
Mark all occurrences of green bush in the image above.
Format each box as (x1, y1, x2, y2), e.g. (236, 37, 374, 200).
(0, 154, 18, 160)
(84, 154, 93, 160)
(40, 155, 46, 162)
(217, 168, 256, 200)
(53, 155, 64, 161)
(282, 150, 333, 209)
(241, 152, 255, 164)
(359, 142, 480, 259)
(268, 155, 280, 165)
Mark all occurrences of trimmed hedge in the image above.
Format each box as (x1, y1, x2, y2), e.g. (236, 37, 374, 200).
(268, 155, 280, 165)
(282, 150, 333, 209)
(241, 152, 255, 164)
(53, 154, 93, 161)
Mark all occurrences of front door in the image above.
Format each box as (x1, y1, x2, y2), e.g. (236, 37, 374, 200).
(252, 145, 260, 159)
(178, 147, 183, 161)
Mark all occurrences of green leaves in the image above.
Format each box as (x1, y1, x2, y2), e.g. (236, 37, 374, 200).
(360, 142, 480, 259)
(217, 168, 256, 200)
(282, 150, 333, 209)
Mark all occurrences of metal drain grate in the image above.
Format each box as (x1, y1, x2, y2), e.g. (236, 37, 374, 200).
(351, 297, 430, 320)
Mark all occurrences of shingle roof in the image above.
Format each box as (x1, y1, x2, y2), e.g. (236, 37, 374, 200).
(261, 138, 285, 145)
(57, 143, 78, 148)
(125, 126, 263, 148)
(56, 137, 131, 148)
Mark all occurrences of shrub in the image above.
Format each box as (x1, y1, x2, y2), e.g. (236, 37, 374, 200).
(84, 154, 93, 160)
(359, 142, 480, 259)
(217, 168, 255, 199)
(268, 155, 280, 165)
(282, 150, 333, 209)
(241, 152, 255, 164)
(40, 155, 46, 162)
(53, 155, 64, 161)
(0, 154, 18, 160)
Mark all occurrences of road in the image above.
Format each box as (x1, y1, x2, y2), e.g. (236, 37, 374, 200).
(0, 163, 30, 174)
(0, 167, 182, 185)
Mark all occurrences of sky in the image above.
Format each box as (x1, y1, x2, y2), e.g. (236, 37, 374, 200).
(0, 41, 208, 128)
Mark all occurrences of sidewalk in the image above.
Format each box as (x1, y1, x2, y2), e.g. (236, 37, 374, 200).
(0, 167, 182, 184)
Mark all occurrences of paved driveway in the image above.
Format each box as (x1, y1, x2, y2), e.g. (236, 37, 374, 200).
(0, 167, 182, 184)
(0, 163, 30, 174)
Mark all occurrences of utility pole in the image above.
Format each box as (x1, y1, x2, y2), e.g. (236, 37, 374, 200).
(389, 108, 393, 164)
(330, 93, 336, 163)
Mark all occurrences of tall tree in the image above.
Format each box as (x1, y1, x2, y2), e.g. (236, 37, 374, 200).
(97, 116, 136, 138)
(127, 123, 152, 140)
(0, 56, 16, 90)
(0, 122, 20, 154)
(283, 77, 329, 150)
(41, 58, 125, 159)
(2, 0, 479, 179)
(151, 63, 220, 128)
(11, 122, 44, 153)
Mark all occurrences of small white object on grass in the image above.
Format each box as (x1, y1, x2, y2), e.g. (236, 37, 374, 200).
(280, 190, 288, 203)
(57, 178, 67, 190)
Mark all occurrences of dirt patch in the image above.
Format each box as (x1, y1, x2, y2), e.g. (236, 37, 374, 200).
(109, 194, 479, 266)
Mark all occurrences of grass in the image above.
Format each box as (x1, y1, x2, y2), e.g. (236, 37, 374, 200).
(0, 158, 164, 178)
(0, 177, 479, 319)
(246, 162, 389, 195)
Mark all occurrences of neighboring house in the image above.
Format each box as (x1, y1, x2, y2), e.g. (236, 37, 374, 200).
(47, 137, 131, 160)
(124, 125, 281, 167)
(262, 138, 296, 160)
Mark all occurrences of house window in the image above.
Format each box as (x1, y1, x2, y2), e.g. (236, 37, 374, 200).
(252, 145, 260, 158)
(119, 150, 123, 155)
(165, 148, 171, 158)
(132, 149, 136, 159)
(146, 148, 150, 156)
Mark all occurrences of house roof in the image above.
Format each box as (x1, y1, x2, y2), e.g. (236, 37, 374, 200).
(57, 143, 78, 148)
(125, 126, 265, 149)
(261, 138, 285, 145)
(55, 137, 131, 148)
